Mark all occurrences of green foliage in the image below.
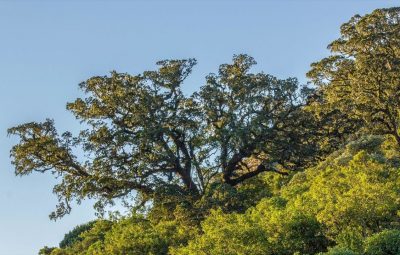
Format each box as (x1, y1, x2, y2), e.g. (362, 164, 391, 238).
(196, 172, 283, 214)
(64, 220, 113, 254)
(172, 198, 328, 255)
(59, 221, 96, 248)
(307, 7, 400, 145)
(100, 215, 198, 255)
(285, 135, 400, 240)
(170, 209, 270, 255)
(38, 246, 56, 255)
(171, 135, 400, 255)
(39, 135, 400, 254)
(364, 229, 400, 255)
(319, 247, 360, 255)
(40, 220, 112, 255)
(9, 55, 321, 219)
(41, 213, 199, 255)
(335, 227, 364, 253)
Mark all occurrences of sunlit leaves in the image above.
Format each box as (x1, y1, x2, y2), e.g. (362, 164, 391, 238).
(308, 7, 400, 144)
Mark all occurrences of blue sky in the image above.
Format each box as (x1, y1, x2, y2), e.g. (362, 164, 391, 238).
(0, 1, 397, 254)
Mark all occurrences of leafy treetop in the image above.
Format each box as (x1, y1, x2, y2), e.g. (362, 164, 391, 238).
(307, 7, 400, 145)
(9, 55, 319, 219)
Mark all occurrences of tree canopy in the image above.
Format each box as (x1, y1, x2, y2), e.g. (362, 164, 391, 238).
(9, 54, 324, 219)
(307, 7, 400, 144)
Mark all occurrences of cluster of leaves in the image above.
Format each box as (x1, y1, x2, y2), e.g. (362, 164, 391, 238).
(58, 221, 96, 248)
(307, 7, 400, 144)
(39, 210, 199, 255)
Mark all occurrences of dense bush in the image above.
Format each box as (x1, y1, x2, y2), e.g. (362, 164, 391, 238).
(59, 221, 96, 248)
(171, 136, 400, 255)
(364, 230, 400, 255)
(319, 247, 360, 255)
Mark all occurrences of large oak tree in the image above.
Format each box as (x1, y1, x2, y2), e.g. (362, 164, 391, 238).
(9, 55, 320, 218)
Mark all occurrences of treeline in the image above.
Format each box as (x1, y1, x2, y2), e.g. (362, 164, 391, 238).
(9, 7, 400, 255)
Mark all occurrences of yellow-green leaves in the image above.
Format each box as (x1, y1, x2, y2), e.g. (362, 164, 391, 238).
(308, 7, 400, 145)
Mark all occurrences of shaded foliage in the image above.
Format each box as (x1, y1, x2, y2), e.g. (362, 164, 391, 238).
(364, 230, 400, 255)
(9, 55, 325, 219)
(59, 221, 96, 248)
(308, 7, 400, 145)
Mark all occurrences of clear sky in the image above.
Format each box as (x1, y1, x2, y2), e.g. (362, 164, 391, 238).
(0, 1, 397, 254)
